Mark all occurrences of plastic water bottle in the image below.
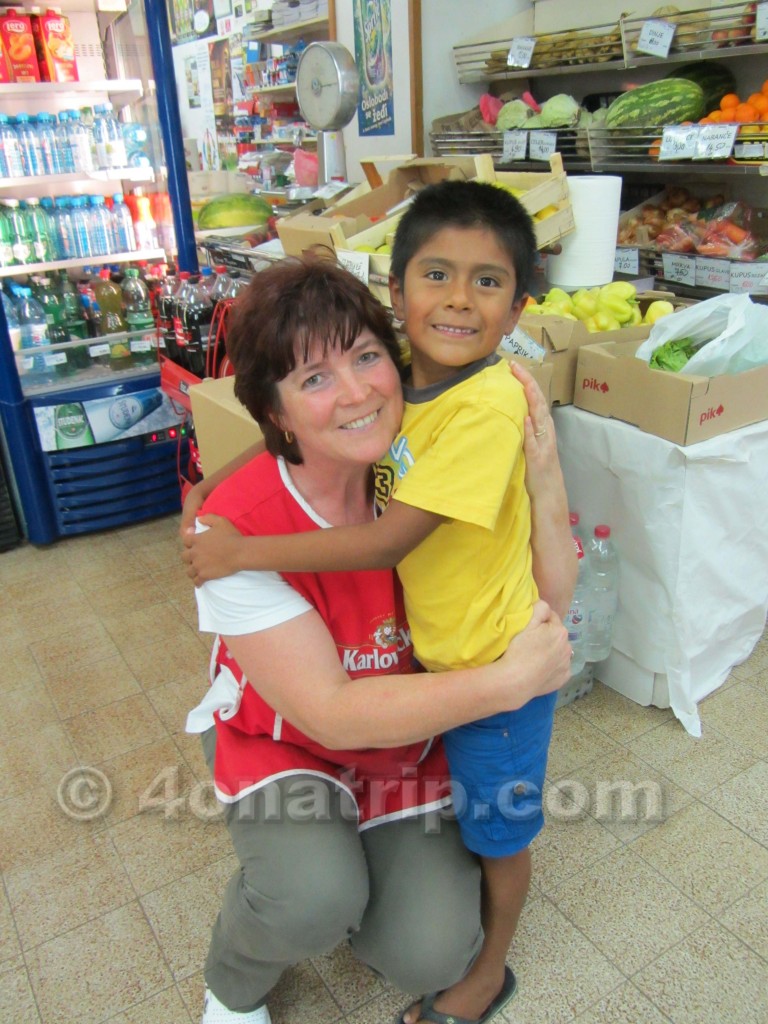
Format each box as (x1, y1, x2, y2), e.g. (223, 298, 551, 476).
(67, 110, 95, 173)
(110, 193, 136, 253)
(121, 267, 156, 366)
(563, 526, 591, 676)
(0, 114, 24, 179)
(0, 204, 15, 268)
(55, 111, 76, 173)
(15, 114, 43, 176)
(585, 525, 620, 663)
(2, 292, 21, 353)
(23, 198, 53, 263)
(51, 197, 75, 260)
(36, 112, 62, 175)
(87, 195, 112, 256)
(58, 271, 89, 342)
(93, 102, 127, 170)
(70, 196, 92, 258)
(3, 199, 34, 265)
(17, 286, 53, 383)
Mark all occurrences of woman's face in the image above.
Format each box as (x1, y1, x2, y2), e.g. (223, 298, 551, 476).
(275, 330, 403, 471)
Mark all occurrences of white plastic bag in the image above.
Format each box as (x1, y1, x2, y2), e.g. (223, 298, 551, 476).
(635, 293, 768, 376)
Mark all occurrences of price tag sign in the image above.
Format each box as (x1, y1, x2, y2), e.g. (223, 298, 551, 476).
(695, 123, 738, 160)
(88, 343, 111, 358)
(498, 325, 546, 359)
(44, 351, 67, 367)
(695, 257, 731, 291)
(614, 247, 640, 275)
(335, 249, 370, 285)
(662, 252, 696, 286)
(756, 2, 768, 41)
(502, 130, 528, 162)
(636, 19, 676, 57)
(659, 125, 699, 160)
(729, 262, 768, 294)
(529, 131, 557, 161)
(130, 335, 155, 354)
(506, 36, 536, 68)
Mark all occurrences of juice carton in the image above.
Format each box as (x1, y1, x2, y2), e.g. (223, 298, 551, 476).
(0, 38, 11, 83)
(0, 8, 40, 82)
(31, 7, 78, 83)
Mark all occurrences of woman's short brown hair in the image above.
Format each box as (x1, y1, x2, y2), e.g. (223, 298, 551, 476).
(226, 254, 403, 464)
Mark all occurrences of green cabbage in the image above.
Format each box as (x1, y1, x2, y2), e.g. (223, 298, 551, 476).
(496, 100, 532, 130)
(535, 93, 581, 128)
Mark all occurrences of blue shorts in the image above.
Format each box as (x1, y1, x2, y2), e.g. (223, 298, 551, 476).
(442, 691, 557, 858)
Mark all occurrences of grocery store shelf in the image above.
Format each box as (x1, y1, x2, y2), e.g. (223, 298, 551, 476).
(0, 167, 156, 191)
(0, 79, 144, 106)
(248, 16, 329, 44)
(249, 82, 297, 96)
(0, 249, 166, 279)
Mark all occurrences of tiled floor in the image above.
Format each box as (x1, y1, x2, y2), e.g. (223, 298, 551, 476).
(1, 513, 767, 1024)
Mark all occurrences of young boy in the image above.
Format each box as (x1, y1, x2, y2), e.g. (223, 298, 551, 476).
(184, 180, 575, 1024)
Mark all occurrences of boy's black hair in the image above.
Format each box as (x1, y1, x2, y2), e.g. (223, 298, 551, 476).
(390, 179, 537, 303)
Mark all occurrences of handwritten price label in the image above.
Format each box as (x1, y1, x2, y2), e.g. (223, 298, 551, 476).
(499, 325, 546, 359)
(636, 19, 676, 57)
(88, 343, 111, 358)
(756, 2, 768, 42)
(507, 37, 536, 68)
(529, 131, 557, 161)
(695, 124, 738, 160)
(614, 248, 640, 275)
(729, 262, 768, 294)
(695, 257, 731, 291)
(659, 125, 699, 160)
(661, 252, 696, 286)
(502, 130, 528, 162)
(335, 249, 369, 284)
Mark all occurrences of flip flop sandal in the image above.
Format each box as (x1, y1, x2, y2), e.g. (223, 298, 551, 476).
(399, 966, 517, 1024)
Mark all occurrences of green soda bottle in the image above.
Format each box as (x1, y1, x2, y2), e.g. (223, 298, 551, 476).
(93, 268, 132, 371)
(54, 402, 95, 449)
(32, 275, 73, 378)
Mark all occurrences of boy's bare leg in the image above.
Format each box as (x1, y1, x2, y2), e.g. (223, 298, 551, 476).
(402, 848, 530, 1024)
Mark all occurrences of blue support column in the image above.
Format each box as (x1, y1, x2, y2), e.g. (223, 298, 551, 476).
(144, 0, 198, 273)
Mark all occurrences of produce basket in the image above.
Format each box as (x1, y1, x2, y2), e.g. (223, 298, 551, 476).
(430, 128, 591, 169)
(621, 2, 757, 61)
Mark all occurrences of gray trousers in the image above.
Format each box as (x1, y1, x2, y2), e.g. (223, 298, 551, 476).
(201, 728, 483, 1013)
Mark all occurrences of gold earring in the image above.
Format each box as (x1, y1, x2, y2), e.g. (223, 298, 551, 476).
(284, 430, 294, 444)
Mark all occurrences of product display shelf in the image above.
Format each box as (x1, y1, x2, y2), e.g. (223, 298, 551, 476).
(620, 5, 768, 67)
(0, 249, 166, 279)
(248, 16, 330, 46)
(0, 168, 155, 192)
(587, 126, 768, 175)
(1, 79, 143, 107)
(430, 127, 592, 171)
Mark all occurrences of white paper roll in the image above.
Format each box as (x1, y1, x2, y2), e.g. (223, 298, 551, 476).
(545, 175, 623, 289)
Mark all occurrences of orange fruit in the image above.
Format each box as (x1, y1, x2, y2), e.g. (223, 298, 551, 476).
(733, 103, 757, 123)
(751, 94, 768, 115)
(720, 92, 740, 111)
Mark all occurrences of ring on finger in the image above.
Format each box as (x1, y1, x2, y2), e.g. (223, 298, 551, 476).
(534, 428, 547, 437)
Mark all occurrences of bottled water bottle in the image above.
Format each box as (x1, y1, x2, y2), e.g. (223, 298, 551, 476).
(93, 103, 127, 171)
(36, 112, 62, 175)
(0, 203, 15, 268)
(0, 114, 24, 179)
(585, 525, 620, 663)
(121, 267, 156, 366)
(23, 198, 53, 263)
(39, 198, 60, 259)
(3, 198, 34, 265)
(52, 196, 75, 260)
(2, 292, 22, 353)
(110, 193, 136, 252)
(87, 195, 112, 256)
(563, 526, 591, 676)
(55, 111, 76, 173)
(17, 286, 53, 383)
(70, 196, 92, 258)
(15, 114, 43, 177)
(67, 110, 95, 173)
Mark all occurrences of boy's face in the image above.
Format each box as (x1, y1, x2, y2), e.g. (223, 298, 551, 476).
(389, 225, 524, 388)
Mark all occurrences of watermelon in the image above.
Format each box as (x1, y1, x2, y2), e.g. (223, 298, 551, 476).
(665, 61, 737, 112)
(197, 193, 273, 230)
(605, 78, 706, 129)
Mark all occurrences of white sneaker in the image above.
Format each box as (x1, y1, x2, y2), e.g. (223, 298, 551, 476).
(202, 987, 272, 1023)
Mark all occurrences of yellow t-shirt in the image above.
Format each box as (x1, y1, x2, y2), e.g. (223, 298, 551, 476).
(374, 356, 537, 673)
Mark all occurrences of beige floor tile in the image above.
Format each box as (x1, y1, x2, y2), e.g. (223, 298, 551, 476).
(102, 601, 200, 656)
(0, 783, 105, 873)
(63, 692, 168, 764)
(146, 674, 209, 735)
(344, 985, 420, 1024)
(571, 679, 675, 741)
(140, 856, 235, 980)
(176, 971, 206, 1021)
(0, 958, 41, 1023)
(0, 635, 43, 689)
(627, 718, 757, 797)
(26, 902, 173, 1024)
(13, 593, 101, 643)
(548, 846, 709, 976)
(29, 619, 122, 678)
(265, 959, 343, 1024)
(174, 729, 213, 781)
(105, 985, 194, 1024)
(134, 536, 188, 574)
(84, 573, 169, 619)
(68, 557, 153, 593)
(4, 831, 134, 949)
(728, 630, 768, 681)
(121, 633, 212, 692)
(0, 677, 59, 731)
(502, 894, 624, 1024)
(550, 746, 694, 844)
(152, 563, 196, 604)
(311, 941, 384, 1015)
(546, 707, 624, 780)
(99, 736, 198, 826)
(0, 886, 21, 965)
(720, 879, 768, 962)
(699, 759, 768, 847)
(44, 653, 142, 719)
(171, 589, 208, 630)
(0, 540, 70, 582)
(631, 801, 768, 916)
(531, 801, 621, 893)
(698, 678, 768, 758)
(570, 981, 673, 1024)
(634, 921, 768, 1024)
(2, 568, 82, 609)
(110, 807, 231, 896)
(0, 718, 78, 803)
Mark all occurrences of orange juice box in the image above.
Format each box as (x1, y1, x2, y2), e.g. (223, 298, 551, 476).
(0, 8, 40, 82)
(0, 36, 11, 83)
(31, 7, 78, 83)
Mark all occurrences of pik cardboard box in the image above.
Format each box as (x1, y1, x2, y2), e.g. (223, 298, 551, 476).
(190, 375, 263, 477)
(0, 7, 40, 82)
(31, 7, 78, 83)
(574, 340, 768, 445)
(495, 351, 555, 408)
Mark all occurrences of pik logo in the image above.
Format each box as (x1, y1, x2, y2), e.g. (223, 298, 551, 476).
(699, 404, 724, 426)
(582, 377, 609, 394)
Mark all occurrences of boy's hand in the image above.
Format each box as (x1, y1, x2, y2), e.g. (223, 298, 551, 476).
(179, 479, 213, 538)
(508, 361, 557, 496)
(181, 514, 245, 586)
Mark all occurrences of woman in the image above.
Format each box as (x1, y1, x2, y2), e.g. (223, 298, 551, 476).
(182, 256, 572, 1024)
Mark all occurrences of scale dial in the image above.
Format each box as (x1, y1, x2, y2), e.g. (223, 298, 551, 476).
(296, 41, 359, 132)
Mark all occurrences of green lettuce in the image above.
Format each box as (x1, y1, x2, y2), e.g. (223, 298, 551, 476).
(649, 337, 697, 372)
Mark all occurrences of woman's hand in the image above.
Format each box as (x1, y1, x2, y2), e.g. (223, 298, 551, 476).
(509, 361, 558, 499)
(500, 600, 572, 702)
(181, 514, 246, 585)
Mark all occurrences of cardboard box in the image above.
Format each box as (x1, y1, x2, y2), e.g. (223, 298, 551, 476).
(190, 375, 263, 477)
(495, 351, 555, 408)
(574, 339, 768, 444)
(31, 8, 78, 83)
(0, 8, 40, 82)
